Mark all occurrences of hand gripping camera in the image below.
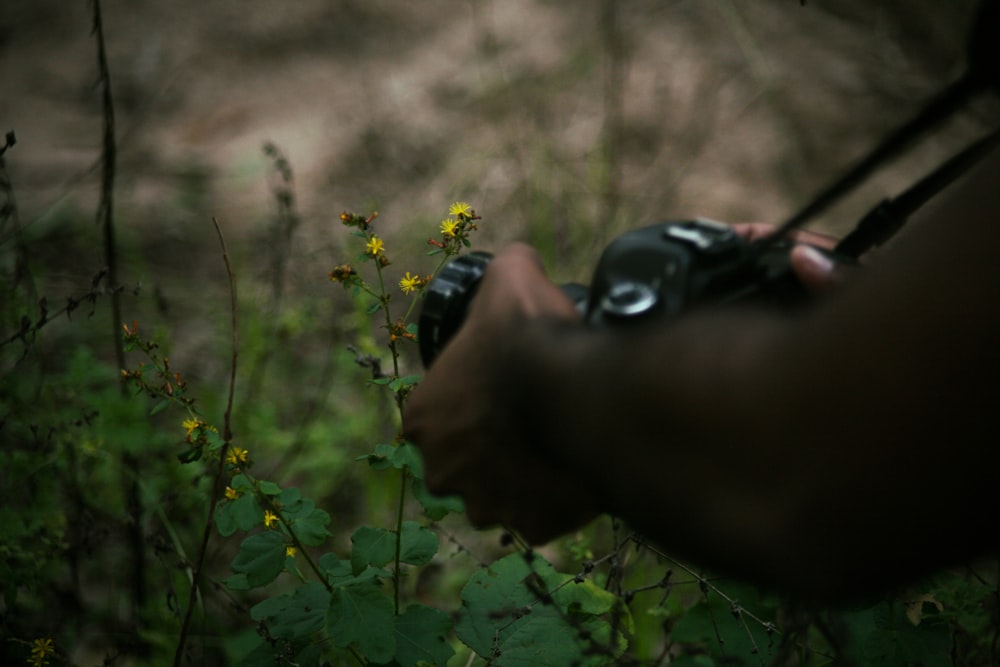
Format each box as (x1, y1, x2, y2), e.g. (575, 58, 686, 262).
(418, 0, 1000, 368)
(417, 218, 825, 367)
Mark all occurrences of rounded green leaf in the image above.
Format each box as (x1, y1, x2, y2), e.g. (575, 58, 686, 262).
(327, 580, 396, 663)
(394, 603, 455, 667)
(232, 531, 286, 588)
(399, 521, 438, 567)
(250, 581, 330, 640)
(351, 526, 396, 575)
(456, 553, 626, 666)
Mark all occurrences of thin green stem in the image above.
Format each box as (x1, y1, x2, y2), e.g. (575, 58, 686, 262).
(369, 246, 411, 618)
(174, 218, 238, 667)
(393, 468, 407, 615)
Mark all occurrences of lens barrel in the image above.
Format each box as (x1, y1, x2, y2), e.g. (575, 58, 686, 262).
(417, 251, 493, 367)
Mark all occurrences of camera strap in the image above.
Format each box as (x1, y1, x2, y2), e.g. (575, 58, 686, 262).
(754, 0, 1000, 258)
(833, 128, 1000, 258)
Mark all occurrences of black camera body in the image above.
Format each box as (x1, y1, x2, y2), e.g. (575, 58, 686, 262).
(418, 219, 823, 367)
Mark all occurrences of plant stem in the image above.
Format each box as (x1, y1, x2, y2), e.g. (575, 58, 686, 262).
(93, 0, 148, 636)
(173, 218, 238, 666)
(394, 468, 407, 615)
(370, 250, 411, 616)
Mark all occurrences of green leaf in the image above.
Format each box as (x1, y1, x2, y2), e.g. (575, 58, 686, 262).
(258, 480, 282, 496)
(251, 581, 330, 640)
(320, 553, 389, 586)
(176, 446, 202, 463)
(456, 553, 627, 666)
(149, 399, 169, 416)
(288, 506, 332, 547)
(411, 478, 464, 521)
(670, 582, 778, 665)
(229, 491, 264, 532)
(389, 374, 422, 391)
(327, 581, 396, 663)
(279, 495, 331, 546)
(394, 604, 455, 667)
(320, 554, 355, 585)
(205, 428, 226, 451)
(231, 474, 253, 492)
(231, 531, 286, 588)
(214, 499, 239, 537)
(351, 526, 396, 575)
(360, 443, 397, 470)
(360, 442, 424, 473)
(399, 521, 438, 567)
(366, 301, 382, 315)
(278, 486, 302, 507)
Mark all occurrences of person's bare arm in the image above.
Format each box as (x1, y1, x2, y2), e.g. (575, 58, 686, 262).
(403, 148, 1000, 603)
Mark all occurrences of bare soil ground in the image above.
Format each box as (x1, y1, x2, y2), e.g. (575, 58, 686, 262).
(2, 1, 991, 254)
(3, 0, 995, 394)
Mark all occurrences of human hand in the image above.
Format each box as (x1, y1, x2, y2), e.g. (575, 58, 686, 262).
(729, 222, 845, 293)
(403, 243, 601, 544)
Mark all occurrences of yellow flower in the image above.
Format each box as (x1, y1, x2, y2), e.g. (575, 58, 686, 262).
(286, 545, 297, 558)
(226, 447, 249, 466)
(399, 272, 423, 295)
(440, 219, 459, 238)
(264, 510, 279, 529)
(449, 201, 473, 218)
(29, 638, 55, 666)
(365, 235, 385, 257)
(182, 418, 200, 436)
(224, 486, 240, 501)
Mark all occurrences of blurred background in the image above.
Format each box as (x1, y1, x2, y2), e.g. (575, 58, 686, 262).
(2, 0, 998, 664)
(2, 0, 994, 269)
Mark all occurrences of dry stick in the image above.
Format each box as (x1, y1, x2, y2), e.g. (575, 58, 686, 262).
(173, 218, 238, 667)
(637, 536, 832, 662)
(92, 0, 147, 627)
(596, 0, 626, 252)
(0, 131, 39, 307)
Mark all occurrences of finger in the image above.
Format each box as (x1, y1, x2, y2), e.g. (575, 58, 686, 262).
(731, 222, 838, 250)
(790, 244, 839, 293)
(729, 222, 774, 242)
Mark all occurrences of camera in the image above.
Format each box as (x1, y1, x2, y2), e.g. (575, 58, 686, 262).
(417, 218, 826, 367)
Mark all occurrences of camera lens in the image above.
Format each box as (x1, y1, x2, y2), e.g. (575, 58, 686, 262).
(418, 251, 493, 367)
(599, 281, 659, 319)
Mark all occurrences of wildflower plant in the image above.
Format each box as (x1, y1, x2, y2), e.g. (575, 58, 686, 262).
(111, 202, 633, 666)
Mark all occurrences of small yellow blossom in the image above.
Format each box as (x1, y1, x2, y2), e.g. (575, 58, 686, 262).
(182, 418, 200, 436)
(440, 219, 459, 238)
(226, 447, 249, 466)
(29, 638, 55, 667)
(286, 545, 297, 558)
(224, 486, 240, 501)
(399, 272, 423, 295)
(449, 201, 473, 218)
(365, 235, 385, 257)
(264, 510, 279, 529)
